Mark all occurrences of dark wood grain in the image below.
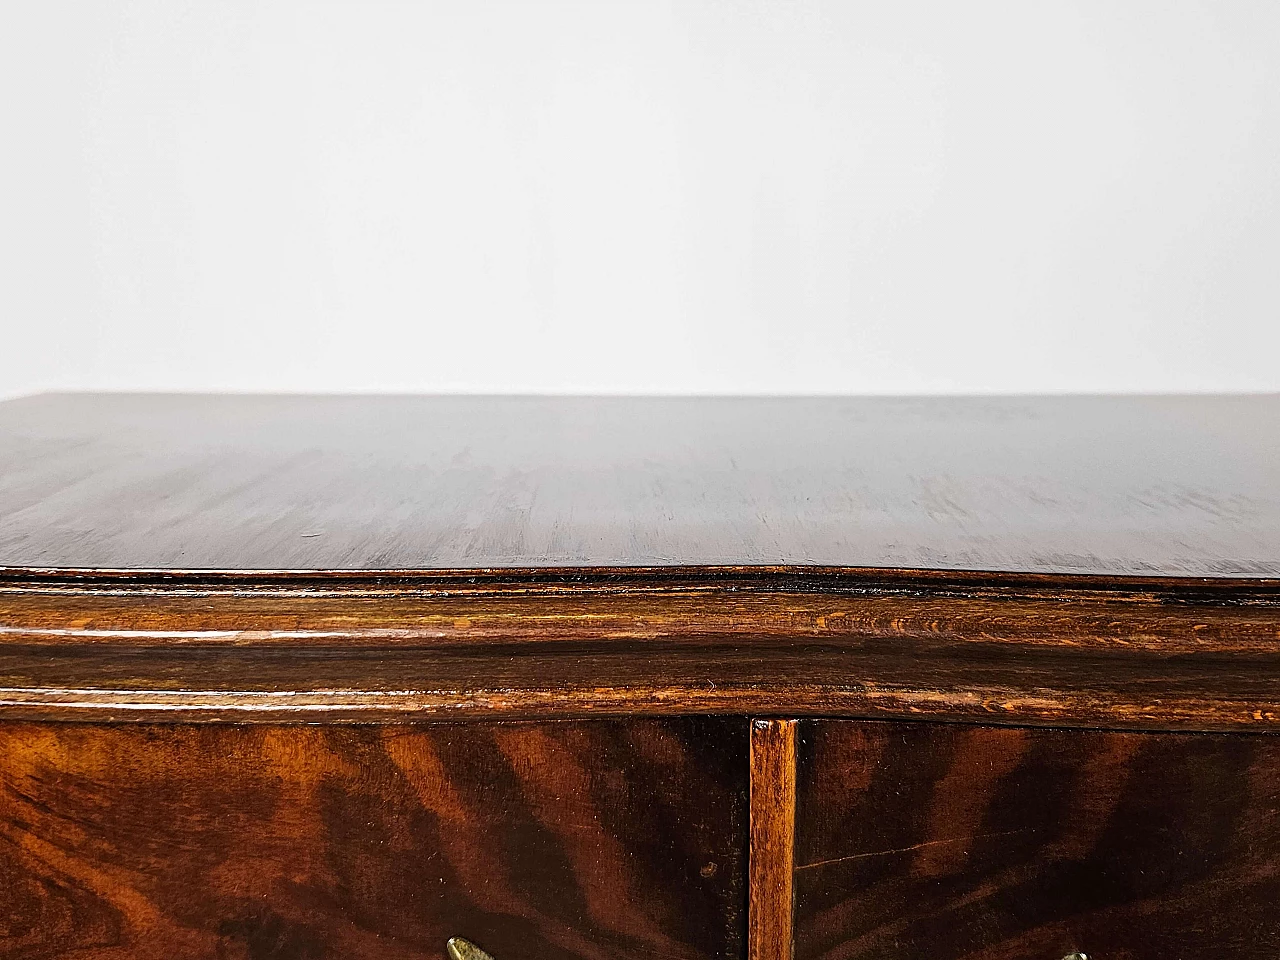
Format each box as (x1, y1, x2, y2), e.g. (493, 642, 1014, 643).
(795, 720, 1280, 960)
(2, 393, 1279, 576)
(749, 720, 796, 960)
(0, 718, 747, 960)
(1, 570, 1278, 728)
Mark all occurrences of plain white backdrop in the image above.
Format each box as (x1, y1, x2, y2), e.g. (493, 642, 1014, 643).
(2, 0, 1278, 400)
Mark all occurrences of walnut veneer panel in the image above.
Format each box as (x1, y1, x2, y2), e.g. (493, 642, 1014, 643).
(795, 720, 1280, 960)
(0, 719, 746, 960)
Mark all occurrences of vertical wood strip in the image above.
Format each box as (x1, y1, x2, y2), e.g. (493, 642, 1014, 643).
(749, 718, 797, 960)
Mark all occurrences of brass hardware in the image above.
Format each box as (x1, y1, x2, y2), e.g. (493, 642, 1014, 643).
(448, 938, 496, 960)
(1062, 953, 1089, 960)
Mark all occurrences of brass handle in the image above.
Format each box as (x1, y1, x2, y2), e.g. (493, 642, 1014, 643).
(448, 938, 496, 960)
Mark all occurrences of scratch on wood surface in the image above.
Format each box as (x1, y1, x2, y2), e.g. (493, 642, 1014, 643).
(794, 827, 1038, 872)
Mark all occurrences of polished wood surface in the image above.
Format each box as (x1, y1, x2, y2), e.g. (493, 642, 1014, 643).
(2, 569, 1278, 729)
(794, 720, 1280, 960)
(0, 718, 746, 960)
(749, 720, 797, 960)
(1, 393, 1278, 576)
(5, 393, 1277, 958)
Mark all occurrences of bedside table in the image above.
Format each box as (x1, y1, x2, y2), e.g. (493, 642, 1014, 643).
(1, 394, 1277, 960)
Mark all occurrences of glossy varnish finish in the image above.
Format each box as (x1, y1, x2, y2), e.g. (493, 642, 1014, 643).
(0, 718, 747, 960)
(748, 720, 797, 960)
(3, 395, 1279, 731)
(3, 393, 1280, 960)
(2, 569, 1279, 729)
(794, 720, 1280, 960)
(2, 393, 1279, 576)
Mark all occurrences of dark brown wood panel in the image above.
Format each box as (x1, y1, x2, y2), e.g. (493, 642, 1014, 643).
(0, 718, 747, 960)
(795, 720, 1280, 960)
(2, 571, 1279, 729)
(2, 393, 1279, 576)
(5, 630, 1280, 729)
(749, 720, 796, 960)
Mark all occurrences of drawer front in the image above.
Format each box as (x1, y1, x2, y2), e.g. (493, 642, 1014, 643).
(795, 720, 1280, 960)
(0, 719, 746, 960)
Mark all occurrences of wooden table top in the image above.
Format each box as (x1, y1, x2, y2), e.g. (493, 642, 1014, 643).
(2, 393, 1278, 729)
(0, 392, 1276, 578)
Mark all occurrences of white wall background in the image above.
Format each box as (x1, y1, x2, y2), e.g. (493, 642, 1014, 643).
(2, 0, 1278, 399)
